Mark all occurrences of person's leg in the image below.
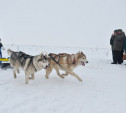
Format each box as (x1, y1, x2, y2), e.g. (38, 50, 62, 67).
(116, 51, 120, 64)
(112, 50, 118, 64)
(112, 49, 114, 62)
(0, 49, 2, 58)
(118, 50, 123, 64)
(121, 49, 124, 63)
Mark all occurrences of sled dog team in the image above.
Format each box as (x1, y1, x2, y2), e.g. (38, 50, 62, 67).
(7, 49, 88, 84)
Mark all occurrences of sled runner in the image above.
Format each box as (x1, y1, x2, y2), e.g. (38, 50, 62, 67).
(0, 58, 9, 62)
(0, 58, 11, 70)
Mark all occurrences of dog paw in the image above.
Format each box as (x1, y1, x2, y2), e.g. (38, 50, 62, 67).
(14, 75, 17, 78)
(25, 82, 28, 84)
(60, 76, 65, 79)
(17, 70, 20, 74)
(79, 79, 83, 82)
(45, 76, 49, 79)
(29, 77, 34, 80)
(61, 74, 68, 76)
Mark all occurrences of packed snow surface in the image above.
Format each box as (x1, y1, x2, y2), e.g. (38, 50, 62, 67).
(0, 45, 126, 113)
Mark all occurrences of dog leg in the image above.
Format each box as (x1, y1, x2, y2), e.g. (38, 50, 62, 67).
(55, 68, 64, 78)
(25, 73, 29, 84)
(29, 74, 34, 80)
(17, 69, 20, 74)
(45, 67, 52, 79)
(13, 70, 17, 78)
(24, 58, 31, 71)
(68, 71, 83, 82)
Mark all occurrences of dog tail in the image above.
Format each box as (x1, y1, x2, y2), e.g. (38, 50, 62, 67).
(7, 49, 13, 56)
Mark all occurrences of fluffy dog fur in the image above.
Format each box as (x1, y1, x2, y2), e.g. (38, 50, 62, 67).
(7, 49, 49, 84)
(45, 51, 88, 81)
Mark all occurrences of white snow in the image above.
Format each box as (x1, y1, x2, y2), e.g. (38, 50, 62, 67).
(0, 45, 126, 113)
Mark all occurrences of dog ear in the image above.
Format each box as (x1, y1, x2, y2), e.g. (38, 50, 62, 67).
(42, 51, 48, 56)
(44, 54, 50, 59)
(39, 53, 43, 58)
(81, 51, 83, 54)
(81, 51, 86, 57)
(78, 51, 81, 54)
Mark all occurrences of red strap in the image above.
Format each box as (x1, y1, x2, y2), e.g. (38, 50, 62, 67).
(73, 57, 76, 64)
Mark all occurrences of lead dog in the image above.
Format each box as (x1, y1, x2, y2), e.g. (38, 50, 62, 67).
(7, 49, 49, 84)
(45, 51, 88, 81)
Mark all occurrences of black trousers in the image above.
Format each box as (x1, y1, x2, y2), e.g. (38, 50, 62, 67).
(113, 50, 123, 64)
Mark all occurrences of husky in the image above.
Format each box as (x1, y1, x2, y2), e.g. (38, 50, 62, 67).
(45, 51, 88, 82)
(7, 49, 49, 84)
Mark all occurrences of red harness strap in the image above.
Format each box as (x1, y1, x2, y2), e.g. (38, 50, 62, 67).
(73, 57, 76, 64)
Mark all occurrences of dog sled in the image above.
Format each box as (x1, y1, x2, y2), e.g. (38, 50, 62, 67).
(0, 58, 11, 70)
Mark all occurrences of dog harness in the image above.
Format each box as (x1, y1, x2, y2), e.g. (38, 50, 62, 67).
(49, 53, 62, 67)
(73, 57, 76, 65)
(17, 51, 37, 72)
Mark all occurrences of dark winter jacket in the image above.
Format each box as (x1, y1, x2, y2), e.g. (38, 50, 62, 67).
(110, 35, 116, 46)
(0, 42, 3, 49)
(123, 37, 126, 52)
(112, 32, 125, 51)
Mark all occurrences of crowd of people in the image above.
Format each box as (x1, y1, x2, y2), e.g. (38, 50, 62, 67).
(110, 29, 126, 64)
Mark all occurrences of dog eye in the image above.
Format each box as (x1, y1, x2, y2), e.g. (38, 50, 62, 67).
(43, 60, 45, 63)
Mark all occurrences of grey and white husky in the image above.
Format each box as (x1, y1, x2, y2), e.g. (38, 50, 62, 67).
(7, 49, 49, 84)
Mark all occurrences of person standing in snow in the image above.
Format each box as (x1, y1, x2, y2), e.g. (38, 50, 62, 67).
(123, 35, 126, 57)
(0, 38, 5, 60)
(110, 29, 125, 64)
(110, 30, 117, 62)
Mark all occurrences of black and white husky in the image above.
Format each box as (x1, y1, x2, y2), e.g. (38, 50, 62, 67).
(7, 49, 49, 84)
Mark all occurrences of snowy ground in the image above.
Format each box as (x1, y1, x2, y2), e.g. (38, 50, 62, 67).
(0, 45, 126, 113)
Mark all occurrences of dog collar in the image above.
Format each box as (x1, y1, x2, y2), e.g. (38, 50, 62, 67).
(73, 57, 76, 64)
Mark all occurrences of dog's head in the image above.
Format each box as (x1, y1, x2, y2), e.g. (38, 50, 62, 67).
(77, 51, 88, 66)
(37, 53, 49, 69)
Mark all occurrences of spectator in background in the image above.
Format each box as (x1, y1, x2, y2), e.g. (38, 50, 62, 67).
(110, 29, 125, 64)
(110, 30, 117, 62)
(123, 34, 126, 57)
(0, 38, 5, 59)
